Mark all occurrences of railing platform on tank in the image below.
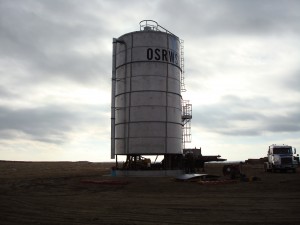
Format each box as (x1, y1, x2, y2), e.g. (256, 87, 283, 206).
(182, 100, 192, 147)
(139, 20, 178, 38)
(182, 100, 192, 122)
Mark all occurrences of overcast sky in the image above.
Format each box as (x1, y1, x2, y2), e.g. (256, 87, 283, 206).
(1, 0, 300, 162)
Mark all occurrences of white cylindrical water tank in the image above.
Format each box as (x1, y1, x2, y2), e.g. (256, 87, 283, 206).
(112, 22, 182, 156)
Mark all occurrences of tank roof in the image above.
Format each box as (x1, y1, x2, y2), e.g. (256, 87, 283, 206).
(139, 20, 176, 36)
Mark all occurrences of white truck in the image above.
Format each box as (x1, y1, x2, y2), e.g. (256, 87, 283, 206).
(264, 144, 298, 173)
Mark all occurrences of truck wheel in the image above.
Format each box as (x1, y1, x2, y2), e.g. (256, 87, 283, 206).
(264, 163, 271, 172)
(271, 166, 275, 173)
(264, 163, 267, 172)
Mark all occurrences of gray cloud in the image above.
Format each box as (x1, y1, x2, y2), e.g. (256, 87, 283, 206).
(0, 0, 299, 160)
(0, 85, 19, 99)
(0, 105, 75, 143)
(0, 0, 111, 86)
(157, 0, 300, 37)
(264, 115, 300, 133)
(0, 104, 108, 144)
(192, 95, 300, 136)
(284, 70, 300, 92)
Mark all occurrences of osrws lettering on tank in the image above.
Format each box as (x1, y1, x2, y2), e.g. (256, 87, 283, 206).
(146, 48, 179, 65)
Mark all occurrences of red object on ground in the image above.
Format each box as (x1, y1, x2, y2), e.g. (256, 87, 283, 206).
(80, 180, 129, 185)
(198, 180, 238, 185)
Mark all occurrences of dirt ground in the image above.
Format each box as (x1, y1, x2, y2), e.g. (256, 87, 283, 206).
(0, 161, 299, 225)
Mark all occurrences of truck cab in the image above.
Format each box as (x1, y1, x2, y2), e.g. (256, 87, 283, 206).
(264, 144, 297, 173)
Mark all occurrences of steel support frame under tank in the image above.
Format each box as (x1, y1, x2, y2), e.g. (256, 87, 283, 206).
(114, 153, 184, 177)
(115, 154, 183, 170)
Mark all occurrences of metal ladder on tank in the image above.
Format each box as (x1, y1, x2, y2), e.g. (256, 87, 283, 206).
(180, 39, 186, 92)
(182, 100, 192, 149)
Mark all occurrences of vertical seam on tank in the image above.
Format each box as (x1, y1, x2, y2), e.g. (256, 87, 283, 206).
(165, 33, 169, 155)
(180, 40, 183, 151)
(122, 42, 128, 155)
(127, 34, 133, 155)
(111, 39, 116, 159)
